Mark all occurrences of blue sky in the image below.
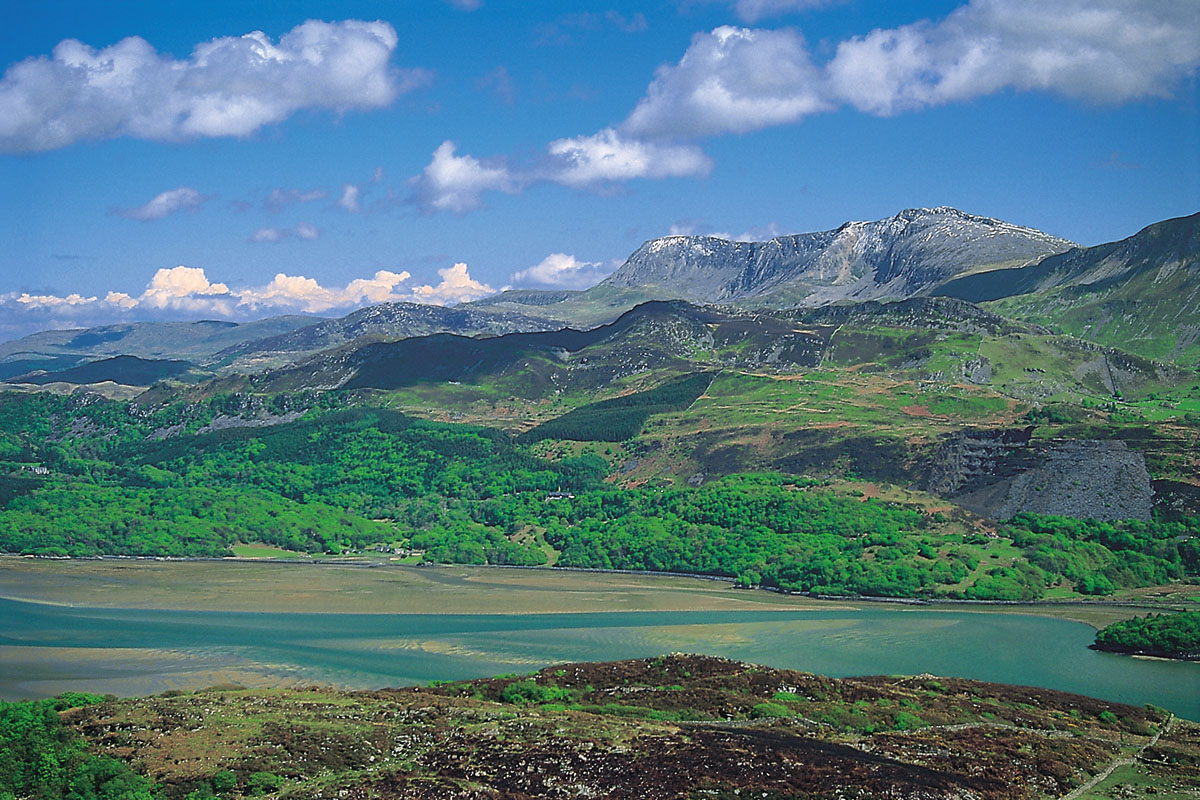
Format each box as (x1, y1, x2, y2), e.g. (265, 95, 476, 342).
(2, 0, 1198, 341)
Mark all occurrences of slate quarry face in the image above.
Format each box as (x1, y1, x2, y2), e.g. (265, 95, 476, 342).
(925, 427, 1153, 521)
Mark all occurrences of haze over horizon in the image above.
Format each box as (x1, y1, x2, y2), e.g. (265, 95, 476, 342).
(3, 0, 1198, 342)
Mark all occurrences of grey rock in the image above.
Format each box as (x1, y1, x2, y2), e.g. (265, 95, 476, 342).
(925, 428, 1153, 521)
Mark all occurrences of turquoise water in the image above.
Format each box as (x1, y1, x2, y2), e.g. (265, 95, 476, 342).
(2, 597, 1197, 719)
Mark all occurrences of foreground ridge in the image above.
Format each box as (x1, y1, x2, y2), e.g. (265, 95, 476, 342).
(45, 655, 1196, 799)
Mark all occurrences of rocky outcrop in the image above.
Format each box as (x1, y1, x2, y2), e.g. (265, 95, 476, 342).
(925, 428, 1153, 521)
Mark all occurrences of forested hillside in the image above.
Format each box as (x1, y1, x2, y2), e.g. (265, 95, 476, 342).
(1, 387, 1197, 601)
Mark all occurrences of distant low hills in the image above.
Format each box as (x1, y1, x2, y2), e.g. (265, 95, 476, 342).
(213, 301, 566, 373)
(935, 212, 1200, 366)
(244, 300, 831, 395)
(0, 316, 319, 380)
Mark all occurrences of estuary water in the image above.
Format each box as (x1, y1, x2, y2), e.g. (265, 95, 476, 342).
(1, 596, 1197, 719)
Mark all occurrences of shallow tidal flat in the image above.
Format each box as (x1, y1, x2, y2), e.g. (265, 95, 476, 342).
(0, 557, 851, 614)
(2, 557, 1198, 720)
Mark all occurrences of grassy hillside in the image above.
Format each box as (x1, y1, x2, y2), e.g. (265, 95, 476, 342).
(935, 212, 1200, 366)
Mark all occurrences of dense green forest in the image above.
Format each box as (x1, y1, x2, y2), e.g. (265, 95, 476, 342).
(1093, 611, 1200, 657)
(1, 390, 1198, 599)
(0, 694, 152, 800)
(519, 372, 713, 442)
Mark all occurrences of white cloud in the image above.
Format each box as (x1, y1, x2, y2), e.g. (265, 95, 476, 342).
(15, 292, 97, 308)
(545, 127, 712, 186)
(405, 1, 1199, 214)
(238, 269, 411, 312)
(0, 19, 431, 153)
(410, 140, 518, 213)
(826, 0, 1200, 114)
(249, 223, 320, 243)
(621, 3, 1199, 137)
(622, 26, 830, 138)
(409, 263, 496, 304)
(0, 264, 502, 334)
(343, 270, 414, 304)
(265, 187, 325, 213)
(338, 183, 361, 212)
(410, 130, 711, 211)
(510, 253, 615, 290)
(140, 265, 234, 313)
(105, 291, 137, 309)
(119, 186, 206, 221)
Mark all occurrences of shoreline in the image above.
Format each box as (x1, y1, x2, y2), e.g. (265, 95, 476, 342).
(0, 554, 1190, 627)
(1089, 643, 1200, 662)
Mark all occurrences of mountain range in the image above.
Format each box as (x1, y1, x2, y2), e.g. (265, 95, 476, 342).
(2, 206, 1198, 551)
(7, 205, 1190, 398)
(475, 206, 1075, 324)
(8, 206, 1195, 385)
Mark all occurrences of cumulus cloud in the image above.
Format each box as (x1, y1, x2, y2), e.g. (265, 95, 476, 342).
(411, 130, 709, 211)
(410, 140, 518, 213)
(510, 253, 615, 290)
(118, 186, 206, 221)
(237, 268, 414, 312)
(265, 187, 325, 213)
(826, 0, 1200, 114)
(626, 1, 1200, 139)
(14, 292, 98, 308)
(0, 19, 431, 153)
(408, 1, 1199, 213)
(139, 265, 234, 313)
(545, 128, 712, 186)
(623, 26, 830, 138)
(249, 223, 320, 243)
(0, 263, 502, 336)
(409, 263, 496, 304)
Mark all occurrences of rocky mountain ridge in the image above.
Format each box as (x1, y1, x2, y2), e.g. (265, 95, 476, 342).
(599, 206, 1074, 306)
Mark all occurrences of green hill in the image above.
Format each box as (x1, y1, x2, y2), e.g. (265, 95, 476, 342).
(935, 212, 1200, 365)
